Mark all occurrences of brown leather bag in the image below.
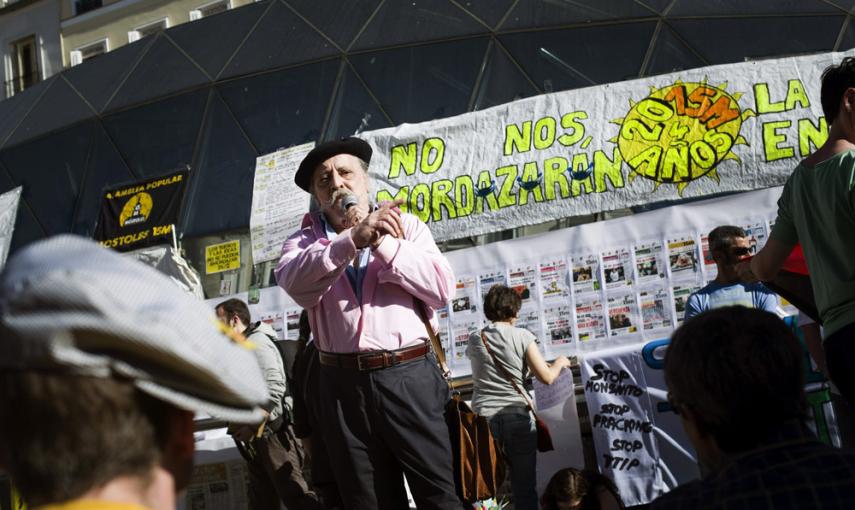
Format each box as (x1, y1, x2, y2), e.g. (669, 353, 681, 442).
(415, 301, 506, 502)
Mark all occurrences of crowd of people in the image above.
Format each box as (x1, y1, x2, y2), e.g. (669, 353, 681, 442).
(1, 56, 855, 510)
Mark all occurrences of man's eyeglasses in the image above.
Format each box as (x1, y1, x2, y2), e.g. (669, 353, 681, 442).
(731, 247, 751, 257)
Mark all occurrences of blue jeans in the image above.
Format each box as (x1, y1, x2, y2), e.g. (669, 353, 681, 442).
(489, 412, 537, 510)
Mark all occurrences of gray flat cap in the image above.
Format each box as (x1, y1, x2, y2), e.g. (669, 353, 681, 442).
(0, 235, 268, 423)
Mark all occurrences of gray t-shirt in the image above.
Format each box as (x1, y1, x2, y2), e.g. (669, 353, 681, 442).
(467, 322, 536, 417)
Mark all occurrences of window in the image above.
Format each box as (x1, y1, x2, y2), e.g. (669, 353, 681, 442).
(72, 0, 103, 16)
(190, 0, 230, 20)
(6, 36, 40, 98)
(70, 39, 108, 66)
(128, 18, 169, 43)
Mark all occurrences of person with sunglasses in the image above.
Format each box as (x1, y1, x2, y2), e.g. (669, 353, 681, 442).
(683, 226, 778, 321)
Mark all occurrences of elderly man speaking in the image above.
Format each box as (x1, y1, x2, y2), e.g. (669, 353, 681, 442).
(275, 137, 463, 509)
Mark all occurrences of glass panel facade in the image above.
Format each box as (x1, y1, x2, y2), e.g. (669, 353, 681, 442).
(500, 23, 656, 92)
(323, 64, 392, 140)
(181, 93, 261, 237)
(350, 38, 489, 124)
(106, 35, 211, 111)
(169, 0, 267, 78)
(351, 0, 486, 51)
(63, 37, 157, 113)
(501, 0, 656, 30)
(103, 89, 209, 178)
(6, 77, 94, 146)
(1, 123, 95, 235)
(217, 59, 340, 154)
(669, 17, 844, 64)
(643, 24, 707, 77)
(219, 0, 337, 79)
(286, 0, 382, 50)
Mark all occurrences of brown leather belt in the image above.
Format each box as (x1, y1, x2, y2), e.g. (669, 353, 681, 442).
(318, 342, 429, 371)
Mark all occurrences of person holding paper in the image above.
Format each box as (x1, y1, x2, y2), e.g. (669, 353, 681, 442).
(467, 284, 572, 510)
(275, 137, 462, 509)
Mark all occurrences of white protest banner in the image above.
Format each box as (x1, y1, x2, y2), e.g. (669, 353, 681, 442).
(0, 187, 21, 269)
(581, 345, 664, 506)
(250, 143, 314, 264)
(359, 49, 851, 241)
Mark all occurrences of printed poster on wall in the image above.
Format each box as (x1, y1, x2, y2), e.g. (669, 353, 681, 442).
(258, 310, 285, 340)
(284, 308, 302, 341)
(667, 236, 700, 281)
(539, 258, 571, 300)
(451, 275, 479, 316)
(634, 240, 665, 285)
(602, 248, 633, 291)
(250, 143, 314, 264)
(639, 288, 672, 332)
(452, 319, 479, 365)
(359, 49, 845, 241)
(571, 253, 601, 295)
(509, 263, 538, 305)
(742, 220, 768, 255)
(607, 293, 639, 337)
(517, 306, 543, 341)
(436, 306, 452, 362)
(672, 284, 701, 325)
(543, 304, 573, 348)
(575, 295, 607, 342)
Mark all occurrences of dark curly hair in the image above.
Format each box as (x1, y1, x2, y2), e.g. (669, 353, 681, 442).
(540, 468, 624, 510)
(483, 284, 522, 322)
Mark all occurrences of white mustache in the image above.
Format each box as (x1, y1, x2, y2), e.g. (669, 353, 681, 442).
(325, 188, 356, 209)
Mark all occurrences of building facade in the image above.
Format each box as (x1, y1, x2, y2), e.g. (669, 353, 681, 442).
(60, 0, 254, 67)
(0, 0, 63, 100)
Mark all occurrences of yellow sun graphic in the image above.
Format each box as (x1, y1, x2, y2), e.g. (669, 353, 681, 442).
(610, 79, 756, 194)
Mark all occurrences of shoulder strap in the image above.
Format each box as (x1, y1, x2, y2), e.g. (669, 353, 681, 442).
(480, 330, 539, 416)
(413, 297, 452, 387)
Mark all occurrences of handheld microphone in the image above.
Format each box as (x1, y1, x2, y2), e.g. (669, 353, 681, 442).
(340, 193, 358, 212)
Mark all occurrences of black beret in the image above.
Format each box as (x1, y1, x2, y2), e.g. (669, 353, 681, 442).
(295, 137, 373, 192)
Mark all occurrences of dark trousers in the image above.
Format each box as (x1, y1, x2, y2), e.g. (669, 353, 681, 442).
(318, 355, 466, 510)
(307, 434, 343, 509)
(826, 322, 855, 410)
(243, 422, 321, 510)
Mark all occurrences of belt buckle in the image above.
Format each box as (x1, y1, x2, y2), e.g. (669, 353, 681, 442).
(384, 351, 395, 368)
(357, 354, 371, 371)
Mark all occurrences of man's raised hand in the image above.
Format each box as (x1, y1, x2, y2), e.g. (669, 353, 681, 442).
(351, 199, 406, 249)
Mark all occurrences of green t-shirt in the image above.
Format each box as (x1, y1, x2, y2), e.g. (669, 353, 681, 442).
(770, 149, 855, 338)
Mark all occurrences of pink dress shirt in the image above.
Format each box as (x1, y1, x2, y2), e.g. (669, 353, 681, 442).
(275, 210, 455, 353)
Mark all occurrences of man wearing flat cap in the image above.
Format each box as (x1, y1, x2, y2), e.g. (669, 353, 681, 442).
(0, 235, 268, 510)
(276, 137, 463, 509)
